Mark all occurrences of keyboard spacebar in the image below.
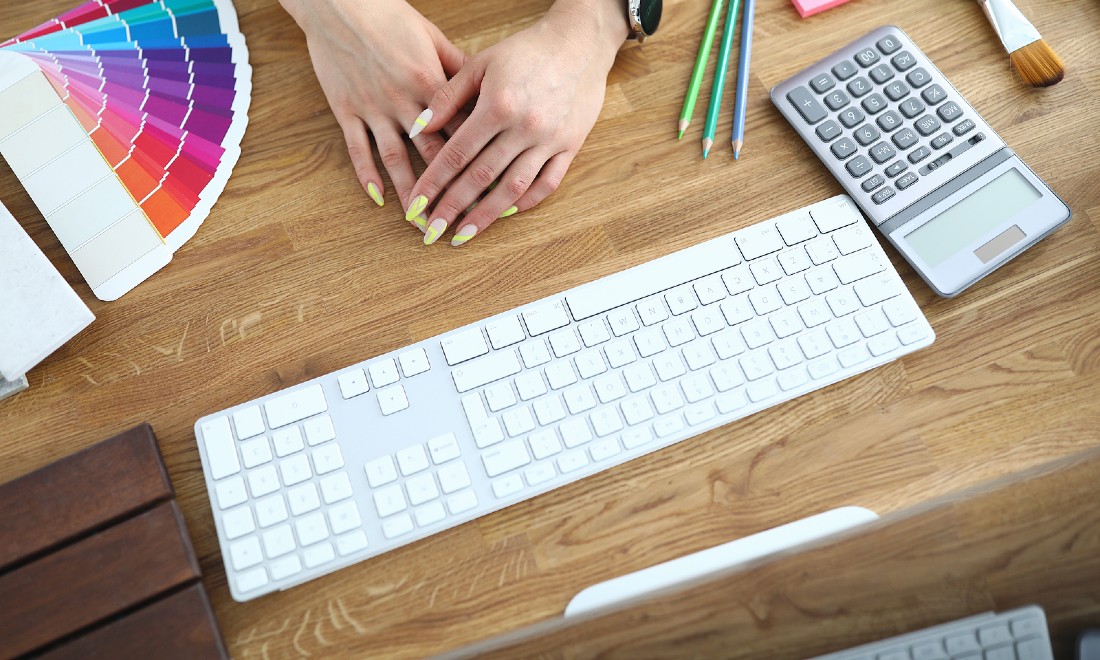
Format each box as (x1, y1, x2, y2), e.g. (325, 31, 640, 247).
(565, 235, 741, 320)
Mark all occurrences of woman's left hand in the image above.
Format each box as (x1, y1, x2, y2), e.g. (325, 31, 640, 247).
(404, 0, 629, 246)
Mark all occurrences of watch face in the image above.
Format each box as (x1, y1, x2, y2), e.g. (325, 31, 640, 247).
(639, 0, 662, 36)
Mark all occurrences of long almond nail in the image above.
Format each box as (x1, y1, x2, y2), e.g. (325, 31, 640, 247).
(408, 108, 433, 138)
(424, 218, 447, 245)
(451, 224, 477, 246)
(411, 215, 428, 232)
(405, 195, 427, 222)
(367, 182, 384, 207)
(500, 206, 518, 219)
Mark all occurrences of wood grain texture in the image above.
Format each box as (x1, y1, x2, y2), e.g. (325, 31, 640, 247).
(0, 0, 1097, 657)
(447, 446, 1100, 659)
(0, 502, 202, 658)
(0, 423, 171, 571)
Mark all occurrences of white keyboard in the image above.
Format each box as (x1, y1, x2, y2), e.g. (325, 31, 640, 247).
(194, 194, 935, 601)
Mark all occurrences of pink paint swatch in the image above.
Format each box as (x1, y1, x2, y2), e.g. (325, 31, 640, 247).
(791, 0, 855, 18)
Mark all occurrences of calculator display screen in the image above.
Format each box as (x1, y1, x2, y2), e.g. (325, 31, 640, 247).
(905, 168, 1041, 267)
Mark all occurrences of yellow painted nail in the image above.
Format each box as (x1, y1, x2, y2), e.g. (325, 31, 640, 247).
(451, 224, 477, 246)
(367, 182, 384, 207)
(405, 195, 427, 222)
(500, 206, 518, 219)
(411, 215, 428, 232)
(424, 218, 447, 245)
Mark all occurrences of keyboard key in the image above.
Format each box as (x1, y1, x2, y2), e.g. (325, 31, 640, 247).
(908, 145, 932, 164)
(446, 490, 478, 515)
(861, 174, 885, 193)
(921, 83, 947, 105)
(830, 137, 857, 159)
(805, 269, 840, 297)
(452, 350, 522, 393)
(870, 142, 896, 164)
(549, 329, 582, 357)
(907, 67, 931, 87)
(328, 500, 362, 534)
(414, 502, 447, 527)
(883, 299, 919, 326)
(240, 437, 272, 469)
(855, 274, 902, 305)
(786, 86, 827, 124)
(777, 367, 808, 391)
(809, 72, 835, 93)
(376, 384, 409, 415)
(236, 567, 269, 594)
(534, 395, 568, 425)
(279, 455, 312, 487)
(382, 514, 415, 539)
(485, 316, 526, 349)
(364, 455, 398, 487)
(775, 212, 818, 245)
(544, 361, 579, 390)
(338, 369, 370, 399)
(397, 444, 430, 476)
(271, 555, 303, 580)
(594, 373, 628, 403)
(564, 385, 597, 414)
(438, 462, 472, 493)
(868, 332, 900, 356)
(876, 110, 902, 132)
(853, 124, 879, 146)
(715, 390, 746, 414)
(823, 89, 849, 111)
(621, 396, 656, 425)
(560, 419, 593, 447)
(515, 371, 549, 400)
(492, 474, 524, 498)
(482, 439, 531, 477)
(653, 415, 685, 438)
(591, 408, 624, 437)
(953, 118, 976, 136)
(529, 429, 564, 460)
(891, 50, 916, 71)
(845, 155, 872, 178)
(590, 437, 622, 461)
(263, 527, 296, 559)
(684, 403, 715, 426)
(223, 506, 255, 540)
(838, 106, 864, 128)
(709, 363, 743, 391)
(931, 132, 954, 150)
(312, 443, 344, 475)
(522, 300, 570, 335)
(690, 305, 726, 337)
(832, 224, 874, 255)
(636, 297, 671, 326)
(441, 329, 489, 365)
(899, 324, 930, 345)
(741, 320, 776, 349)
(623, 363, 657, 392)
(815, 119, 841, 142)
(200, 416, 240, 480)
(634, 328, 667, 357)
(233, 407, 265, 440)
(485, 382, 518, 412)
(854, 47, 879, 67)
(255, 494, 288, 528)
(216, 477, 248, 510)
(896, 172, 919, 190)
(264, 385, 328, 430)
(651, 385, 685, 414)
(295, 512, 329, 546)
(427, 433, 461, 464)
(797, 330, 832, 359)
(607, 308, 640, 336)
(288, 482, 322, 515)
(808, 356, 839, 380)
(578, 319, 612, 347)
(861, 93, 887, 114)
(558, 449, 591, 473)
(398, 348, 431, 377)
(749, 257, 782, 285)
(248, 465, 280, 497)
(368, 359, 399, 387)
(735, 223, 785, 260)
(872, 187, 896, 205)
(304, 415, 336, 446)
(746, 379, 778, 402)
(654, 352, 687, 381)
(373, 484, 407, 517)
(665, 285, 699, 315)
(719, 295, 754, 325)
(884, 79, 909, 101)
(826, 288, 861, 317)
(272, 426, 305, 457)
(855, 309, 890, 336)
(320, 472, 354, 504)
(832, 60, 857, 80)
(336, 531, 369, 556)
(740, 352, 773, 380)
(839, 345, 870, 368)
(869, 63, 894, 84)
(519, 340, 552, 368)
(622, 427, 655, 449)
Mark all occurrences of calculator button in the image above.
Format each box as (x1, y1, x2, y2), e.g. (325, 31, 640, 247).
(876, 35, 902, 55)
(931, 132, 954, 150)
(882, 81, 908, 102)
(846, 76, 872, 97)
(838, 106, 865, 128)
(899, 97, 925, 118)
(870, 142, 896, 164)
(876, 110, 903, 132)
(896, 172, 919, 190)
(845, 155, 872, 178)
(891, 51, 917, 71)
(869, 64, 894, 84)
(891, 128, 919, 150)
(906, 68, 932, 88)
(861, 174, 886, 192)
(832, 60, 858, 80)
(884, 160, 908, 177)
(810, 73, 835, 93)
(937, 101, 962, 122)
(815, 119, 842, 142)
(854, 48, 879, 68)
(915, 114, 941, 136)
(953, 118, 976, 136)
(921, 84, 947, 105)
(830, 137, 858, 159)
(853, 124, 880, 146)
(871, 187, 897, 205)
(787, 87, 827, 124)
(908, 146, 932, 163)
(861, 93, 887, 114)
(823, 90, 850, 111)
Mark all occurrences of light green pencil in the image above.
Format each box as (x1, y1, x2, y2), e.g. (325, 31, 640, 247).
(703, 0, 741, 157)
(679, 0, 726, 140)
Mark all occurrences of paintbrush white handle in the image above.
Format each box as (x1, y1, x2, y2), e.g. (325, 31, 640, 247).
(979, 0, 1042, 53)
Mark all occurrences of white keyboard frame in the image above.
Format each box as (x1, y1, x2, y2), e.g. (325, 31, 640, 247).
(195, 194, 935, 602)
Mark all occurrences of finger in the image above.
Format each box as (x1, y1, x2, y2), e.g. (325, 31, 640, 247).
(405, 102, 501, 224)
(431, 28, 467, 79)
(422, 137, 523, 245)
(441, 109, 469, 139)
(410, 131, 447, 167)
(408, 57, 485, 139)
(513, 151, 573, 213)
(373, 126, 423, 228)
(449, 150, 547, 247)
(338, 114, 384, 207)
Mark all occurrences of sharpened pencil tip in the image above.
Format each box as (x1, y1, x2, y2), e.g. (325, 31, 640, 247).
(732, 139, 743, 161)
(703, 150, 709, 159)
(678, 130, 684, 140)
(734, 151, 741, 160)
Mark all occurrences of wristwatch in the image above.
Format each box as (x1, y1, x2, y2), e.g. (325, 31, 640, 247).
(627, 0, 662, 43)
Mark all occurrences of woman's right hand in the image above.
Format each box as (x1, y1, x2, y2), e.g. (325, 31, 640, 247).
(280, 0, 467, 225)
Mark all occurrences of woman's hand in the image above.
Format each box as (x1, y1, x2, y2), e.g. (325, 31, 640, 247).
(404, 0, 628, 246)
(281, 0, 468, 222)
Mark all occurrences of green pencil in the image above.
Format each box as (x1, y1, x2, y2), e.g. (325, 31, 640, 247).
(678, 0, 726, 140)
(702, 0, 741, 158)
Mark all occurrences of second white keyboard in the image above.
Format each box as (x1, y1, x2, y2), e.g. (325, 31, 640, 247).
(194, 194, 935, 601)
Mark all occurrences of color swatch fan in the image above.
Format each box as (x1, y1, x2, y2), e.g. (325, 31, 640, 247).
(0, 0, 251, 300)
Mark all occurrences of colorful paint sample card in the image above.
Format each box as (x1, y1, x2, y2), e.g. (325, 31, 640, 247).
(0, 0, 251, 300)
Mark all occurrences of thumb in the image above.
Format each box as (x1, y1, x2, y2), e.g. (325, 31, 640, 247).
(408, 57, 484, 138)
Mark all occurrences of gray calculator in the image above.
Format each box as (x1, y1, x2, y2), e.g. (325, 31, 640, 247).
(771, 26, 1070, 297)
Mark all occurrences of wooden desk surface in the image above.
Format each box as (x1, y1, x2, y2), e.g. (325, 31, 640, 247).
(1, 0, 1097, 657)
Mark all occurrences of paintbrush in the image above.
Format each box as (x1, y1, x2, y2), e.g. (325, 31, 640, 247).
(977, 0, 1064, 87)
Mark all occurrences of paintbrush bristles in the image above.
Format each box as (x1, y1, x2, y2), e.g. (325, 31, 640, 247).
(1009, 39, 1064, 87)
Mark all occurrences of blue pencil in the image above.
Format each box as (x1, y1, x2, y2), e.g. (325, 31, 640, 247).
(731, 0, 756, 159)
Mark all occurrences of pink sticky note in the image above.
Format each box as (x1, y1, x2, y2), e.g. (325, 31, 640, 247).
(791, 0, 855, 18)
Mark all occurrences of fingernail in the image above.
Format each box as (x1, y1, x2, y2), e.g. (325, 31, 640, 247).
(408, 108, 433, 138)
(500, 206, 518, 218)
(451, 224, 477, 246)
(424, 218, 447, 245)
(411, 215, 428, 232)
(367, 182, 384, 207)
(405, 195, 427, 222)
